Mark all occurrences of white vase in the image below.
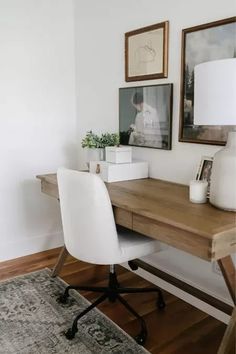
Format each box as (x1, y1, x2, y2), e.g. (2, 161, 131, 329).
(86, 148, 104, 166)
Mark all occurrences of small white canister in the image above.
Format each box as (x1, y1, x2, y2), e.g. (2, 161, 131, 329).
(189, 180, 208, 204)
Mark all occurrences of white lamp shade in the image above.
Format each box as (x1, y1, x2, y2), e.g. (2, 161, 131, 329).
(194, 58, 236, 125)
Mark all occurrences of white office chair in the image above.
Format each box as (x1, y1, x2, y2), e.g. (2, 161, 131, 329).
(57, 168, 165, 345)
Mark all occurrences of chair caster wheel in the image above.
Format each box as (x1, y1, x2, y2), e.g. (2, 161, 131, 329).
(57, 294, 69, 304)
(157, 293, 166, 310)
(157, 299, 166, 310)
(135, 331, 147, 346)
(64, 328, 77, 340)
(128, 261, 139, 271)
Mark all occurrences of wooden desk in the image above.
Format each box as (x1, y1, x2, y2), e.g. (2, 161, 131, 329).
(37, 173, 236, 354)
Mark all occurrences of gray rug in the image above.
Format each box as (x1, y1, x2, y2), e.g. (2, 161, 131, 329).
(0, 269, 149, 354)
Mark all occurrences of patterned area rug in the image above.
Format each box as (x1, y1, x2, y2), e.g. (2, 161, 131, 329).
(0, 269, 149, 354)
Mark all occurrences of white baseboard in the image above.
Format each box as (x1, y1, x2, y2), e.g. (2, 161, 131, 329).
(0, 232, 64, 262)
(122, 262, 230, 325)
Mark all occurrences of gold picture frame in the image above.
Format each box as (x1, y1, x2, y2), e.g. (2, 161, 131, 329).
(125, 21, 169, 82)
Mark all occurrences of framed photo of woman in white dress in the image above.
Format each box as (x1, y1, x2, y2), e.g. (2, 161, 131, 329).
(119, 84, 173, 150)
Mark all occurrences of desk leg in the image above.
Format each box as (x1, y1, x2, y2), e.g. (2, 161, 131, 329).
(51, 246, 69, 277)
(218, 307, 236, 354)
(217, 256, 236, 354)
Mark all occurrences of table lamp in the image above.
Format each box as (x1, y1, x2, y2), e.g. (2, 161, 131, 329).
(194, 58, 236, 211)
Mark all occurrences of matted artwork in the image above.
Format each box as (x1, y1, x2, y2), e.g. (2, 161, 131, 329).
(179, 17, 236, 145)
(125, 22, 169, 81)
(119, 84, 173, 150)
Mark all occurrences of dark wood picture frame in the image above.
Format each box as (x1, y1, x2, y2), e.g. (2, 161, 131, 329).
(125, 21, 169, 82)
(119, 83, 173, 150)
(179, 17, 236, 145)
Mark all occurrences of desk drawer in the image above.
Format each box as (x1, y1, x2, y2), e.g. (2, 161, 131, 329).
(133, 214, 211, 261)
(114, 207, 132, 229)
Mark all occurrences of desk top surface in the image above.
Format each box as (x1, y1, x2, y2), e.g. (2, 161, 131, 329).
(37, 173, 235, 241)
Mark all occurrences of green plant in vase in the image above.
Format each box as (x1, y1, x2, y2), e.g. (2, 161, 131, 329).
(81, 130, 102, 149)
(81, 131, 120, 166)
(81, 131, 104, 165)
(100, 133, 120, 148)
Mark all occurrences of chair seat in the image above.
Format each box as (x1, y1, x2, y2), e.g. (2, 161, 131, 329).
(117, 227, 161, 263)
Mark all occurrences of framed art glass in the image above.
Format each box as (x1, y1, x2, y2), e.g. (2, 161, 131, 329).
(179, 17, 236, 145)
(119, 84, 173, 150)
(125, 21, 169, 82)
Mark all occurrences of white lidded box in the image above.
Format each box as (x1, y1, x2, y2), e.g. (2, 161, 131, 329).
(89, 160, 148, 182)
(105, 146, 132, 164)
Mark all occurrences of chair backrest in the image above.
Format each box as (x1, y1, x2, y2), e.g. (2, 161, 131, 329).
(57, 168, 121, 264)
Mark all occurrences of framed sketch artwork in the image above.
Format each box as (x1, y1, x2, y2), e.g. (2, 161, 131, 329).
(119, 84, 173, 150)
(125, 21, 169, 81)
(179, 17, 236, 145)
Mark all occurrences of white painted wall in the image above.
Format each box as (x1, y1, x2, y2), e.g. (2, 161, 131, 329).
(74, 0, 235, 311)
(0, 0, 77, 260)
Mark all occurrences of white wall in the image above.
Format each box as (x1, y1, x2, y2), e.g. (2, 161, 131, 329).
(0, 0, 77, 260)
(74, 0, 235, 315)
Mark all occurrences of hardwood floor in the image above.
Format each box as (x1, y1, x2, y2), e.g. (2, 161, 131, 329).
(0, 248, 226, 354)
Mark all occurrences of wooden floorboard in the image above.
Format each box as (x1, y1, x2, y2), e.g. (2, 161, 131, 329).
(0, 247, 226, 354)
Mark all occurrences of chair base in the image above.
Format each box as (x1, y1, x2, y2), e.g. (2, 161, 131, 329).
(58, 265, 165, 346)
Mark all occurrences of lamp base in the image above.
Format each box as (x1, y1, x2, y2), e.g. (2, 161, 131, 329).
(209, 201, 236, 212)
(210, 132, 236, 212)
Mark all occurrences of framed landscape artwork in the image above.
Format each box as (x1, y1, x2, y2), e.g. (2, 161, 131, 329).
(179, 17, 236, 145)
(119, 84, 173, 150)
(125, 21, 169, 81)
